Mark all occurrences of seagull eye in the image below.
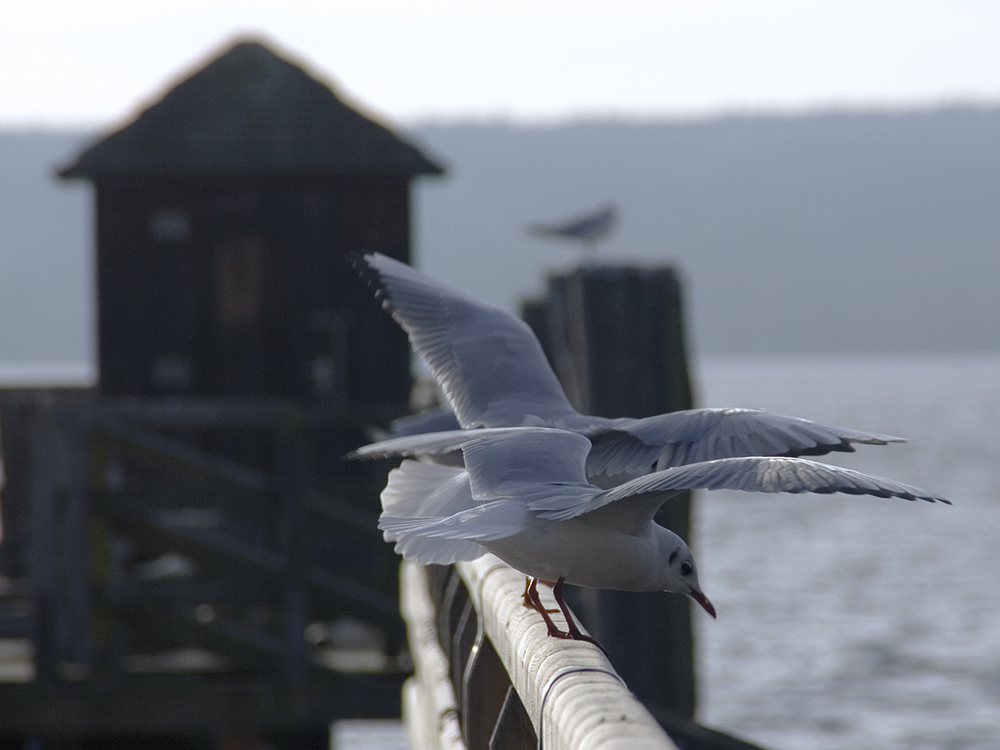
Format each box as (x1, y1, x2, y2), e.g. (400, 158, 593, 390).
(680, 562, 693, 576)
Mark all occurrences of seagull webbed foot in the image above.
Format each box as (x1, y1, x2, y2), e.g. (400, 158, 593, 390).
(524, 577, 609, 656)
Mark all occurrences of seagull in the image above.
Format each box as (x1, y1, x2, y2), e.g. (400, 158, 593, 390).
(528, 203, 618, 258)
(350, 426, 949, 644)
(354, 252, 905, 486)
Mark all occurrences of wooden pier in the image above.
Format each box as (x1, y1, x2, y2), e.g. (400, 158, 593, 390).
(0, 391, 409, 745)
(0, 37, 444, 746)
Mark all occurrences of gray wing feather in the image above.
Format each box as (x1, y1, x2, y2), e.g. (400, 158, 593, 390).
(459, 429, 592, 498)
(388, 407, 462, 437)
(585, 408, 906, 478)
(380, 460, 475, 517)
(379, 519, 487, 565)
(622, 456, 948, 502)
(353, 427, 594, 502)
(379, 499, 532, 565)
(377, 459, 527, 564)
(534, 456, 950, 522)
(358, 253, 579, 427)
(348, 426, 559, 461)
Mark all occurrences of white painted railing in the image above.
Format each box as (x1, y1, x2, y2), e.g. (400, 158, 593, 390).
(400, 555, 680, 750)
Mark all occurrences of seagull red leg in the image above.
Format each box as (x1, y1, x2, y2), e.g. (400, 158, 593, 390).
(524, 577, 572, 639)
(551, 578, 609, 655)
(522, 576, 558, 612)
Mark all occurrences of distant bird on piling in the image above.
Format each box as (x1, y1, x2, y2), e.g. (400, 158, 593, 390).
(528, 203, 618, 258)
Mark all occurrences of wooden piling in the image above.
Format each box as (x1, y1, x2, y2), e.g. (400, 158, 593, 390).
(523, 262, 697, 718)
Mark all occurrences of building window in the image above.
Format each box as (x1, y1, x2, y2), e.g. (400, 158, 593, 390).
(215, 233, 266, 328)
(150, 209, 191, 243)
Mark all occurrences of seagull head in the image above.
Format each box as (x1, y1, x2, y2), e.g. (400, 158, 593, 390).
(658, 533, 716, 619)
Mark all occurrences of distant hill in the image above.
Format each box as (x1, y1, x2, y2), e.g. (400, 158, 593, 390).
(2, 108, 999, 376)
(412, 107, 1000, 356)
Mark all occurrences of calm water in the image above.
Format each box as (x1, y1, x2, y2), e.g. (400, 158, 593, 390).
(694, 352, 1000, 750)
(17, 356, 996, 749)
(338, 352, 1000, 750)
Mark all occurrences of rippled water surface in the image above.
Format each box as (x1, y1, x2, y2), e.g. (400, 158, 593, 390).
(694, 352, 1000, 750)
(328, 353, 1000, 750)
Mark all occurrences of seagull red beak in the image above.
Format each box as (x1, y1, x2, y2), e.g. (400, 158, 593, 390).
(688, 588, 716, 619)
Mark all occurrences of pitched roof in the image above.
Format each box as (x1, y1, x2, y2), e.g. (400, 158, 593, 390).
(60, 39, 444, 179)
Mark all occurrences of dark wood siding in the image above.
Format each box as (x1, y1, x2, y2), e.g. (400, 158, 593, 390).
(95, 176, 412, 406)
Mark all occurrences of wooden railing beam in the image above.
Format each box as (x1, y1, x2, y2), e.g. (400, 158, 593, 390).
(455, 555, 680, 750)
(399, 562, 466, 750)
(402, 557, 680, 750)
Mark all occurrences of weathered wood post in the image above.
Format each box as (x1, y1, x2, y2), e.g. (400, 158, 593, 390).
(60, 412, 95, 679)
(27, 404, 59, 684)
(524, 262, 697, 718)
(276, 410, 309, 682)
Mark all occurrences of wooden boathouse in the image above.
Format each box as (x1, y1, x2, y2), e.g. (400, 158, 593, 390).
(0, 38, 442, 748)
(0, 37, 768, 750)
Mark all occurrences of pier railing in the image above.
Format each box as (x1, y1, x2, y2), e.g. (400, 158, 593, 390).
(400, 557, 681, 750)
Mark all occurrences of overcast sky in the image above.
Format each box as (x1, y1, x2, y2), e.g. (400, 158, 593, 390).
(4, 0, 1000, 130)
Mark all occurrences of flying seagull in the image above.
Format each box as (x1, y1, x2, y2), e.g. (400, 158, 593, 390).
(350, 427, 949, 644)
(354, 252, 905, 486)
